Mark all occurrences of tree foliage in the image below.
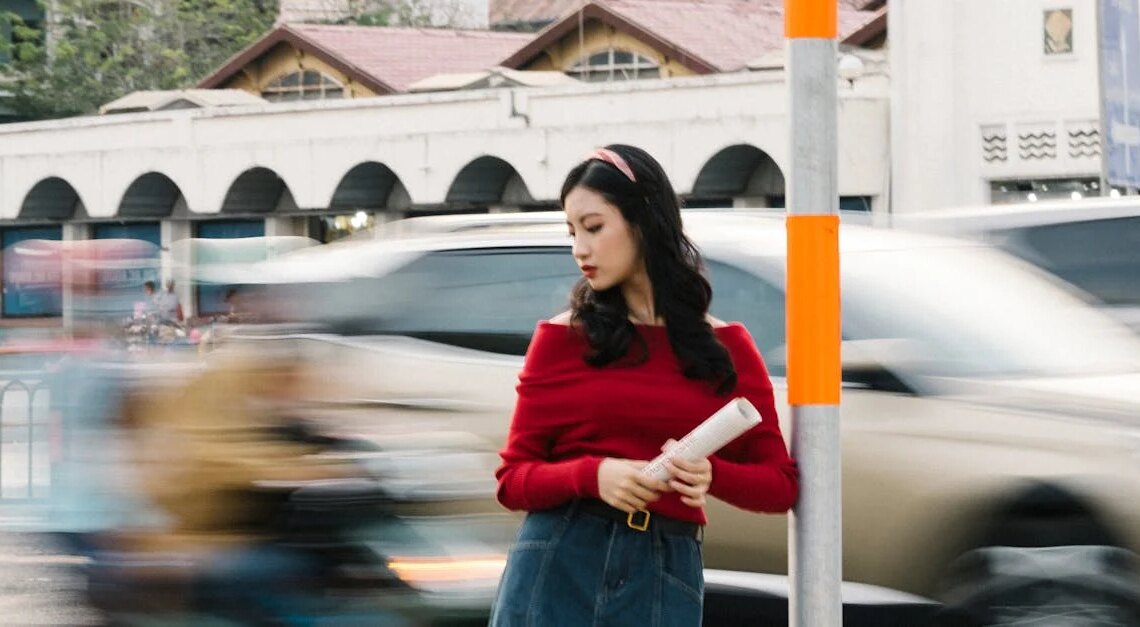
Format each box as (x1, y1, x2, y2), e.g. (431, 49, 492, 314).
(0, 0, 278, 120)
(334, 0, 476, 28)
(0, 0, 480, 120)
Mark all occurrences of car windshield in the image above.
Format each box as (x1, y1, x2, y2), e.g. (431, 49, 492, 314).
(841, 244, 1140, 378)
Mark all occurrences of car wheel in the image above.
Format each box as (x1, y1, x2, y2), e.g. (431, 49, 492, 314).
(935, 484, 1140, 626)
(935, 544, 1140, 626)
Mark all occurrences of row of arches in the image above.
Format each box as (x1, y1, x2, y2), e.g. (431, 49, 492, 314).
(14, 145, 786, 221)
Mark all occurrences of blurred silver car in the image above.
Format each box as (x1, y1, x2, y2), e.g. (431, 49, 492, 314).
(250, 211, 1140, 623)
(893, 196, 1140, 331)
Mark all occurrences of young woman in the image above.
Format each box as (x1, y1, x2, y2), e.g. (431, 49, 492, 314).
(491, 144, 799, 626)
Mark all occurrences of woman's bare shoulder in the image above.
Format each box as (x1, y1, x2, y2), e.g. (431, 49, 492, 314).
(548, 311, 574, 326)
(550, 312, 725, 327)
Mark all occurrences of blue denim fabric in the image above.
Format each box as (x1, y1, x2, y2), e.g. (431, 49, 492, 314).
(490, 501, 704, 627)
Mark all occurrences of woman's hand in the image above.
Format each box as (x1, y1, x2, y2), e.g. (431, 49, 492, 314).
(598, 458, 670, 513)
(663, 439, 713, 508)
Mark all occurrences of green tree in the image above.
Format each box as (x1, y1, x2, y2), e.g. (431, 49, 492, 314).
(335, 0, 474, 28)
(0, 0, 278, 120)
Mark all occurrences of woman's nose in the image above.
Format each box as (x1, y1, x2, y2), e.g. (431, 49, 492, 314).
(572, 236, 588, 260)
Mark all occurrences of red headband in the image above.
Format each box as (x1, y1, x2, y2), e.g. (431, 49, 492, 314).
(586, 148, 637, 183)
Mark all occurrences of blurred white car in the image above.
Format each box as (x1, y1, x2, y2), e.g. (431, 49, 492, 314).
(247, 211, 1140, 624)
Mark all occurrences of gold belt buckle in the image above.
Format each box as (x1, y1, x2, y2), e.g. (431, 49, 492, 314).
(627, 509, 650, 531)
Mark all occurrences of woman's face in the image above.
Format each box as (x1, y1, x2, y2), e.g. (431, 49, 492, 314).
(564, 185, 643, 291)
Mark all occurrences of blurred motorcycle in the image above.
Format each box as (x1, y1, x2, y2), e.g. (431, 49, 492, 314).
(62, 415, 510, 626)
(120, 311, 191, 352)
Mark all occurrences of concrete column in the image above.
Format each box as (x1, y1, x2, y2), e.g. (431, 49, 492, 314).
(60, 223, 90, 332)
(162, 220, 193, 318)
(264, 215, 304, 239)
(889, 0, 957, 213)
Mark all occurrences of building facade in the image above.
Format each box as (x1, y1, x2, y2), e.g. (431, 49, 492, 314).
(0, 70, 890, 325)
(890, 0, 1108, 212)
(4, 0, 1120, 327)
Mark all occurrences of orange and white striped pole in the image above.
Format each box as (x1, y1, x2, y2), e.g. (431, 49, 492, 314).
(785, 1, 841, 626)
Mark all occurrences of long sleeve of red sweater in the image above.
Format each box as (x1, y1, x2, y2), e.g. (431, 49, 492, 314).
(495, 326, 604, 511)
(706, 334, 800, 513)
(495, 322, 799, 522)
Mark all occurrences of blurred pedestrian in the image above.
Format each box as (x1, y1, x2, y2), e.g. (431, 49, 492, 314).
(221, 287, 248, 323)
(491, 145, 799, 625)
(155, 279, 184, 323)
(138, 280, 158, 317)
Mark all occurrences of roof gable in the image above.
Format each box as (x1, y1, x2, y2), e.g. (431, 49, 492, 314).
(501, 0, 884, 74)
(99, 89, 266, 115)
(199, 24, 533, 94)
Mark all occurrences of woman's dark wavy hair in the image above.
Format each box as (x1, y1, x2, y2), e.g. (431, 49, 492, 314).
(561, 144, 736, 394)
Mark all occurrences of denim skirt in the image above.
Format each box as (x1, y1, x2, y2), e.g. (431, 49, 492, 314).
(489, 500, 704, 627)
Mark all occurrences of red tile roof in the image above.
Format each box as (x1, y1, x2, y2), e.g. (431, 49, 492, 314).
(501, 0, 883, 73)
(200, 24, 532, 94)
(492, 0, 584, 26)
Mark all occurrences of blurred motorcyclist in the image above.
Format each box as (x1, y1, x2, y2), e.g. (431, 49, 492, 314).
(97, 344, 380, 624)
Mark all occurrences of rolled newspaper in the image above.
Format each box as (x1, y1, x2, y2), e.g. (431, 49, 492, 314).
(641, 397, 762, 482)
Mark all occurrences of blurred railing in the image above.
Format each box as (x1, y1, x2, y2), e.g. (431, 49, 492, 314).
(0, 349, 58, 505)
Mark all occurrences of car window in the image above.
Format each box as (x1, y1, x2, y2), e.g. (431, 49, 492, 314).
(706, 260, 787, 376)
(842, 245, 1140, 378)
(707, 245, 1140, 382)
(997, 216, 1140, 306)
(330, 247, 579, 355)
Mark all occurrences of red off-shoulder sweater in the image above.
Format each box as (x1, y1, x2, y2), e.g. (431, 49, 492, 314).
(495, 321, 799, 525)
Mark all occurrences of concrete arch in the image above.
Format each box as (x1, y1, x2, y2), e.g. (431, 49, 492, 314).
(328, 162, 411, 211)
(117, 172, 185, 218)
(219, 166, 294, 214)
(19, 177, 84, 220)
(690, 144, 785, 203)
(445, 156, 535, 206)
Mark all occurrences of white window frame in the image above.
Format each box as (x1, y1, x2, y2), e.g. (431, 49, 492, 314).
(566, 48, 661, 82)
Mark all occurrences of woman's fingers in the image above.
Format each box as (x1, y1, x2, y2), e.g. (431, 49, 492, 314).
(623, 481, 656, 504)
(666, 456, 712, 508)
(599, 458, 668, 512)
(631, 471, 671, 494)
(670, 456, 711, 475)
(669, 479, 707, 506)
(600, 457, 717, 512)
(668, 466, 703, 487)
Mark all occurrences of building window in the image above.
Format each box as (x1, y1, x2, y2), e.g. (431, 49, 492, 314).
(1044, 9, 1073, 55)
(839, 196, 873, 212)
(989, 178, 1119, 204)
(1, 15, 43, 66)
(308, 212, 375, 243)
(2, 226, 62, 317)
(567, 49, 660, 82)
(261, 70, 345, 102)
(194, 220, 266, 316)
(91, 222, 161, 296)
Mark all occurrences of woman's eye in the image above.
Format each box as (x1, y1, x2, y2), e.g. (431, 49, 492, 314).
(585, 225, 602, 234)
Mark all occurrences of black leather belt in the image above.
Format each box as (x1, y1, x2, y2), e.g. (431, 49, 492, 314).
(572, 499, 702, 539)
